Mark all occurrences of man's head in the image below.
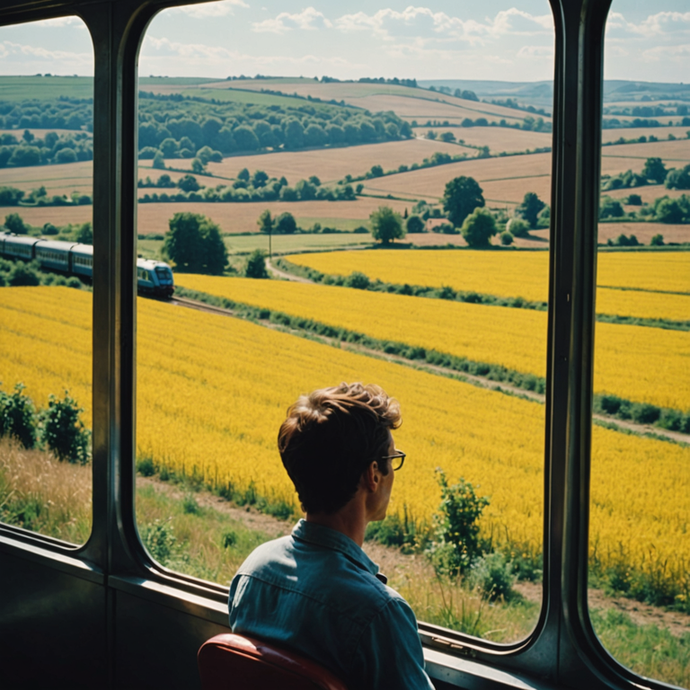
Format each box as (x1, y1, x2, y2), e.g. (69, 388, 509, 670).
(278, 382, 401, 515)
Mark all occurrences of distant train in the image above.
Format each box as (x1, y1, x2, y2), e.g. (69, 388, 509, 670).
(0, 232, 175, 297)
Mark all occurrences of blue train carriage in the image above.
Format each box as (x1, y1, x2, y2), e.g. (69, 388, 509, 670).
(70, 243, 94, 280)
(0, 232, 40, 261)
(136, 257, 175, 298)
(35, 239, 77, 273)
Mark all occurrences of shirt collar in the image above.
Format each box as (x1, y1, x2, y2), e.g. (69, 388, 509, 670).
(291, 519, 380, 577)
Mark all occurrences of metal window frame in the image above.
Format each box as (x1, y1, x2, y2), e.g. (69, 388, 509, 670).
(0, 1, 681, 689)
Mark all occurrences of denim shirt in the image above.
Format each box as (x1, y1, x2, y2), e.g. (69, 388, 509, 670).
(228, 519, 435, 690)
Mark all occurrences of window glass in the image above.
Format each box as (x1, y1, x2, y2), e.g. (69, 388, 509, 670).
(0, 17, 94, 545)
(135, 0, 554, 645)
(591, 2, 690, 686)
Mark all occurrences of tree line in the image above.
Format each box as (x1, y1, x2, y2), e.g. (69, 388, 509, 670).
(0, 130, 92, 168)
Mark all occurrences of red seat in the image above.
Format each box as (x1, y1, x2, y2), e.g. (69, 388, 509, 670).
(198, 633, 349, 690)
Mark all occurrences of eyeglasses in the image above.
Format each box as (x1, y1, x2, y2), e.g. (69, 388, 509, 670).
(381, 449, 406, 471)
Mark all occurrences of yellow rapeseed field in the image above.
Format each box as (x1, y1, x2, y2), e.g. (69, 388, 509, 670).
(285, 249, 690, 318)
(177, 275, 690, 412)
(1, 286, 688, 594)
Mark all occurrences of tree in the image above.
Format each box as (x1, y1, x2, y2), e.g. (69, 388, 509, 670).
(0, 383, 36, 449)
(177, 174, 200, 193)
(370, 206, 405, 245)
(75, 222, 93, 244)
(274, 212, 297, 235)
(442, 176, 485, 227)
(655, 198, 684, 224)
(650, 233, 664, 246)
(500, 231, 514, 245)
(244, 249, 268, 279)
(257, 209, 273, 234)
(516, 192, 546, 228)
(190, 158, 205, 174)
(162, 212, 227, 274)
(506, 217, 530, 238)
(4, 212, 28, 234)
(599, 196, 624, 219)
(152, 151, 165, 169)
(406, 215, 425, 233)
(460, 208, 497, 247)
(642, 157, 668, 184)
(665, 164, 690, 190)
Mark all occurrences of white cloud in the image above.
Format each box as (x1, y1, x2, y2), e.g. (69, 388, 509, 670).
(140, 35, 354, 76)
(252, 7, 332, 34)
(606, 11, 690, 38)
(334, 6, 551, 45)
(169, 0, 248, 19)
(0, 40, 92, 73)
(643, 43, 690, 62)
(37, 16, 88, 28)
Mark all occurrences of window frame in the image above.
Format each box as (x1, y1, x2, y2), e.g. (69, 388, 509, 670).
(0, 1, 679, 689)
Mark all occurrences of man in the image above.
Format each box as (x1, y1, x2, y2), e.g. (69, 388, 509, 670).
(228, 382, 434, 690)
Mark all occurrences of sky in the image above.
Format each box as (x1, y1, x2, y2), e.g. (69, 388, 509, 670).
(0, 1, 688, 83)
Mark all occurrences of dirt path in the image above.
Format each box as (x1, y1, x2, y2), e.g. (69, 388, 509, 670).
(265, 259, 313, 283)
(139, 476, 689, 638)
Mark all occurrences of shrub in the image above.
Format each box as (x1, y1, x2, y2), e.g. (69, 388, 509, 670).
(244, 249, 268, 279)
(0, 383, 37, 449)
(426, 470, 490, 577)
(40, 391, 90, 464)
(631, 403, 660, 425)
(345, 271, 370, 289)
(141, 519, 177, 566)
(182, 494, 200, 514)
(353, 225, 369, 234)
(405, 215, 425, 233)
(468, 551, 516, 601)
(506, 217, 530, 238)
(500, 231, 514, 245)
(650, 233, 664, 246)
(4, 212, 28, 234)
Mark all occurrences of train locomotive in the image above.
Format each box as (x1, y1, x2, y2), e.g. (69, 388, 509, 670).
(0, 232, 175, 297)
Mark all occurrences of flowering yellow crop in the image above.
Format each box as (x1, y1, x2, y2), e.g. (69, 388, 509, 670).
(286, 249, 690, 319)
(1, 286, 689, 597)
(0, 287, 92, 425)
(177, 275, 690, 412)
(596, 288, 690, 322)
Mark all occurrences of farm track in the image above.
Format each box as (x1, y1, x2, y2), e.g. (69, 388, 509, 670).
(169, 296, 688, 445)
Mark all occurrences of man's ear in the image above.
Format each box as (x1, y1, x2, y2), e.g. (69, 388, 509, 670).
(362, 461, 379, 492)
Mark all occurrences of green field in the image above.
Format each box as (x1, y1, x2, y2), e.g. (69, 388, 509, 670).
(0, 75, 94, 101)
(137, 232, 372, 261)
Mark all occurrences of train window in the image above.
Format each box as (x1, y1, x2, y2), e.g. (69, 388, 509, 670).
(589, 2, 690, 686)
(0, 16, 94, 546)
(134, 0, 555, 648)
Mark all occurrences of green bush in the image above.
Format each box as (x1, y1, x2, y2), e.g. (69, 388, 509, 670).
(468, 551, 516, 601)
(141, 519, 177, 566)
(345, 271, 370, 289)
(426, 470, 490, 577)
(244, 249, 268, 279)
(500, 230, 514, 245)
(506, 217, 530, 238)
(0, 383, 37, 449)
(39, 390, 90, 464)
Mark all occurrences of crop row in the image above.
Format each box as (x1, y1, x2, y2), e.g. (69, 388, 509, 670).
(175, 275, 690, 413)
(285, 249, 690, 306)
(1, 286, 688, 603)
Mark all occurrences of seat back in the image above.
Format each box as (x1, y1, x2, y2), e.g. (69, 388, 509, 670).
(198, 633, 349, 690)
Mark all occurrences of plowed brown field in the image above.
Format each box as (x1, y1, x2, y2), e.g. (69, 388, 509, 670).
(143, 138, 473, 185)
